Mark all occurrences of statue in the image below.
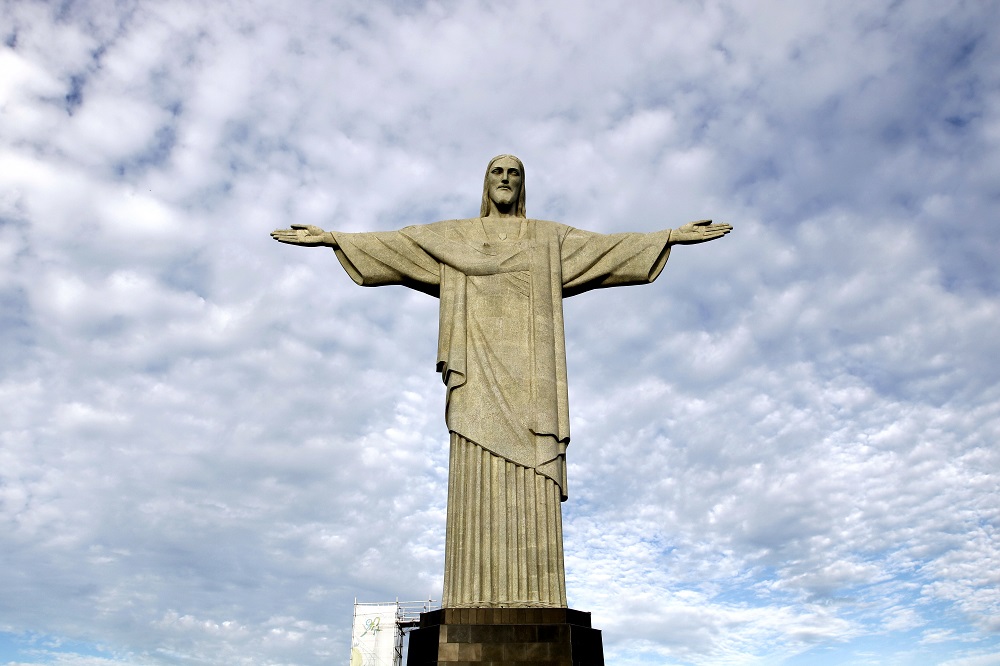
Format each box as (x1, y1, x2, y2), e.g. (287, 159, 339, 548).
(271, 155, 731, 609)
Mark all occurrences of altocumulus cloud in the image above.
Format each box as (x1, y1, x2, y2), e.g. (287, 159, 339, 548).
(1, 0, 998, 664)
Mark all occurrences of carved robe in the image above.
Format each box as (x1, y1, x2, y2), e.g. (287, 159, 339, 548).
(331, 218, 672, 607)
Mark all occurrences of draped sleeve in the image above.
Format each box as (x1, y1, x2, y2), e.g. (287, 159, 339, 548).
(330, 229, 442, 297)
(559, 227, 672, 297)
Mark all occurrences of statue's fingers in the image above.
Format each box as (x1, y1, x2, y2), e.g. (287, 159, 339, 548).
(693, 219, 712, 226)
(290, 223, 309, 230)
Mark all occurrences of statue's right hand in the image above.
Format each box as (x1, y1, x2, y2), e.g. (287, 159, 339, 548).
(270, 224, 335, 247)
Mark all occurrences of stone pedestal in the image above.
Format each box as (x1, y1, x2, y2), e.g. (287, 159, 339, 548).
(406, 607, 604, 666)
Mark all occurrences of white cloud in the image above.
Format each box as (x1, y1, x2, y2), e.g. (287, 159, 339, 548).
(1, 0, 998, 664)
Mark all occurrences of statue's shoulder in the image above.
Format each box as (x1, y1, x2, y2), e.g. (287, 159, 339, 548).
(528, 219, 573, 238)
(415, 218, 472, 233)
(399, 219, 467, 237)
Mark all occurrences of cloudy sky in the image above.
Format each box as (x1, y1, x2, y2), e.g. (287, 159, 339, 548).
(2, 0, 999, 664)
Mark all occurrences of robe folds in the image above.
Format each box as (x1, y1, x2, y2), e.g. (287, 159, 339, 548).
(330, 218, 672, 607)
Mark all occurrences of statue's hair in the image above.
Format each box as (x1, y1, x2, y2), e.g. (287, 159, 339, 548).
(480, 154, 526, 218)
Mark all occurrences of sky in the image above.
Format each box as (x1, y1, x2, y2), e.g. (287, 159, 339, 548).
(1, 0, 999, 664)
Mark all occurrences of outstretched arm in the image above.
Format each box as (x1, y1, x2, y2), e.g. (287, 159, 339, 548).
(560, 219, 732, 297)
(271, 224, 442, 296)
(270, 224, 338, 248)
(668, 219, 732, 245)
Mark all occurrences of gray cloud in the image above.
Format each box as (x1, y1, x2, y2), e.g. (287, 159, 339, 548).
(1, 0, 998, 664)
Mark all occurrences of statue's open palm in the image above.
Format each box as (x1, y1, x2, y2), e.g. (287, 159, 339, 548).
(270, 224, 335, 247)
(670, 219, 732, 245)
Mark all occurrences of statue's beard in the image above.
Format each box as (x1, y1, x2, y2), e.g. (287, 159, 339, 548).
(491, 188, 517, 207)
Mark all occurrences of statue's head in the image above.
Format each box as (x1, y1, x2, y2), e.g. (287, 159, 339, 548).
(480, 154, 526, 218)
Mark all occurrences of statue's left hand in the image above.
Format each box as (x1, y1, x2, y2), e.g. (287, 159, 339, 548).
(270, 224, 336, 247)
(670, 220, 732, 245)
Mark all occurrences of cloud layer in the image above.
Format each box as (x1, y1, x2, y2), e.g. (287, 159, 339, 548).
(1, 1, 998, 664)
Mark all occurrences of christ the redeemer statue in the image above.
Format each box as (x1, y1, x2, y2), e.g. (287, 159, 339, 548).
(271, 154, 731, 609)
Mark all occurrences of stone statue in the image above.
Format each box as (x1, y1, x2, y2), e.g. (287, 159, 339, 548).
(271, 155, 731, 609)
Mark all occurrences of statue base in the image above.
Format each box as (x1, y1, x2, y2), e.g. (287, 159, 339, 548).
(406, 607, 604, 665)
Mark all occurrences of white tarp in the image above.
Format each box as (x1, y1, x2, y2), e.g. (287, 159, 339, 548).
(350, 603, 397, 666)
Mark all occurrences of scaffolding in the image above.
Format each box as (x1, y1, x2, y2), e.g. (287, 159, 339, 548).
(351, 598, 440, 666)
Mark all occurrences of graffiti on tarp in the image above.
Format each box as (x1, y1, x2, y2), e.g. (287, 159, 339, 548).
(360, 616, 381, 638)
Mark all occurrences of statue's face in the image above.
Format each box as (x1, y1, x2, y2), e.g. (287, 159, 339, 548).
(487, 157, 522, 208)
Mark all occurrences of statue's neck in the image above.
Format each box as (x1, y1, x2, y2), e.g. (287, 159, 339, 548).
(486, 200, 519, 218)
